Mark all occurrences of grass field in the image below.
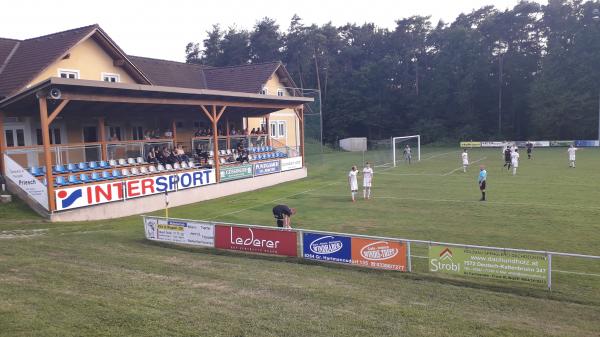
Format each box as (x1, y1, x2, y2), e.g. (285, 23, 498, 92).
(1, 146, 600, 337)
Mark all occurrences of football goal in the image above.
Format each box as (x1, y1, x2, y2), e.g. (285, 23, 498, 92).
(392, 135, 420, 167)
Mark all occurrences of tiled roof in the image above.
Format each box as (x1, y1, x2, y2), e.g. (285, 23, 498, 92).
(127, 56, 208, 89)
(0, 24, 98, 98)
(203, 61, 281, 93)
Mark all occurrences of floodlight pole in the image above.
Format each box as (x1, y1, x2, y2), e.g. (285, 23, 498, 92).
(598, 89, 600, 143)
(319, 89, 323, 153)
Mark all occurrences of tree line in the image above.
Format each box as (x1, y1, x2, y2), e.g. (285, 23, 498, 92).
(185, 0, 600, 143)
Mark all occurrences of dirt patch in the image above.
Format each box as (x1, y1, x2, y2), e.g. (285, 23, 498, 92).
(0, 229, 48, 239)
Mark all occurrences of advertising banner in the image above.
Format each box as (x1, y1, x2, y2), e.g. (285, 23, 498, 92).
(144, 217, 215, 247)
(220, 164, 253, 182)
(3, 155, 48, 210)
(55, 169, 215, 211)
(429, 246, 548, 284)
(302, 233, 351, 263)
(253, 160, 281, 176)
(280, 157, 303, 171)
(574, 140, 599, 147)
(350, 238, 408, 271)
(215, 225, 297, 256)
(550, 140, 574, 147)
(459, 142, 481, 148)
(481, 141, 506, 148)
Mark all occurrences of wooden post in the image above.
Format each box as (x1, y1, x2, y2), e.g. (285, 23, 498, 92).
(39, 97, 56, 211)
(98, 117, 107, 161)
(171, 120, 177, 147)
(0, 110, 5, 176)
(265, 115, 271, 147)
(211, 106, 220, 182)
(226, 119, 230, 150)
(300, 107, 305, 163)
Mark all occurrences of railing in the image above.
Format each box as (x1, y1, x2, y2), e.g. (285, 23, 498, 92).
(191, 135, 270, 153)
(142, 215, 600, 291)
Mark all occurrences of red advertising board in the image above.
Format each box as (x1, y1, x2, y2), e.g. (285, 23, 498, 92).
(351, 238, 407, 271)
(215, 225, 298, 257)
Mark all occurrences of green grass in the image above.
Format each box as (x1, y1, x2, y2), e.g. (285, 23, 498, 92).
(1, 147, 600, 336)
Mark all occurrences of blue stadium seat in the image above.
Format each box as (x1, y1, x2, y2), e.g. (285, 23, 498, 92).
(91, 172, 103, 181)
(88, 161, 99, 170)
(67, 163, 80, 173)
(53, 164, 67, 174)
(29, 166, 43, 177)
(54, 176, 68, 187)
(78, 162, 89, 171)
(101, 171, 112, 180)
(68, 175, 81, 184)
(112, 169, 122, 179)
(80, 173, 91, 183)
(99, 161, 110, 169)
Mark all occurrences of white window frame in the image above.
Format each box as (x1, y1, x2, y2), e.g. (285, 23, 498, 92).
(268, 120, 287, 139)
(57, 68, 80, 79)
(260, 86, 268, 95)
(101, 72, 120, 83)
(277, 88, 285, 97)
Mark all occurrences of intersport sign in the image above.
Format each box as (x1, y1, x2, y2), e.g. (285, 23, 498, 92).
(215, 225, 297, 256)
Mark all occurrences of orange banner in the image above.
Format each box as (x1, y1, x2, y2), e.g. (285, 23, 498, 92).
(351, 238, 407, 271)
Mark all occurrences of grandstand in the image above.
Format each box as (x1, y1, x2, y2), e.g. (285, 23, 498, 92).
(0, 25, 312, 221)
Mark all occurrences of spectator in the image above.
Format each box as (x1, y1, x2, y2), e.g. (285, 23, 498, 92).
(147, 147, 158, 164)
(164, 129, 173, 138)
(175, 145, 189, 162)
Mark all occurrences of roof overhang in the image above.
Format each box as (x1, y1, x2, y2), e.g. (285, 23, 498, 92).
(0, 77, 313, 118)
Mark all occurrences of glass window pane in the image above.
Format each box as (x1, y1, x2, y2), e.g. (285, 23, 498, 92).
(16, 129, 25, 146)
(53, 128, 61, 144)
(5, 130, 14, 147)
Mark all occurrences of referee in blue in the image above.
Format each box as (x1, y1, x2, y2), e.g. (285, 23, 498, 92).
(478, 165, 487, 201)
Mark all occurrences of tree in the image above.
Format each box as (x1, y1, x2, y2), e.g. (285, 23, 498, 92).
(250, 17, 283, 63)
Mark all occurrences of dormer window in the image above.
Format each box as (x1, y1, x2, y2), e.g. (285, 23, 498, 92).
(260, 86, 268, 95)
(58, 69, 79, 79)
(277, 88, 284, 97)
(102, 73, 120, 83)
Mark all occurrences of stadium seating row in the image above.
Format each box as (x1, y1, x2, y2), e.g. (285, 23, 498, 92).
(47, 161, 197, 187)
(29, 157, 147, 177)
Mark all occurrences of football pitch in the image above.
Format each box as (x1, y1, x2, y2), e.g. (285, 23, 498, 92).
(1, 146, 599, 337)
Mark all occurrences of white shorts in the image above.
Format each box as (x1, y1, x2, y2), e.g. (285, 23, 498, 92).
(569, 156, 576, 161)
(363, 180, 372, 187)
(512, 162, 518, 168)
(463, 161, 469, 166)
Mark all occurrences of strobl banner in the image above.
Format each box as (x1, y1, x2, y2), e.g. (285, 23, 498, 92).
(144, 216, 215, 247)
(429, 245, 548, 285)
(459, 142, 481, 148)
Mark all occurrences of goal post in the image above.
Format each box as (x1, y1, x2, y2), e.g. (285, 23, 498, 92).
(392, 135, 420, 167)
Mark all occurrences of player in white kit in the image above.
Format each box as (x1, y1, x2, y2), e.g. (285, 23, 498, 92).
(568, 145, 579, 168)
(362, 162, 374, 200)
(461, 149, 469, 172)
(511, 149, 520, 175)
(348, 166, 359, 202)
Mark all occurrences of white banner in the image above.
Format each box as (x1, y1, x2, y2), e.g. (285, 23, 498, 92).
(280, 156, 303, 171)
(144, 217, 215, 247)
(3, 155, 48, 210)
(55, 169, 216, 211)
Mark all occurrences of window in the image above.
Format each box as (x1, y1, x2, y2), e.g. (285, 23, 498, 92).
(108, 126, 122, 141)
(278, 122, 286, 138)
(102, 73, 120, 83)
(277, 89, 285, 97)
(4, 128, 25, 147)
(270, 122, 277, 138)
(36, 128, 62, 145)
(132, 126, 144, 140)
(260, 86, 268, 95)
(58, 69, 80, 79)
(266, 121, 287, 139)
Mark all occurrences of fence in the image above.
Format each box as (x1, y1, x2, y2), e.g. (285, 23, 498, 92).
(142, 215, 600, 291)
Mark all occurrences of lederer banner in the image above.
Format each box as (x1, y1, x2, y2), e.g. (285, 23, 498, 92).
(144, 217, 215, 247)
(214, 225, 297, 256)
(429, 246, 548, 285)
(220, 164, 253, 182)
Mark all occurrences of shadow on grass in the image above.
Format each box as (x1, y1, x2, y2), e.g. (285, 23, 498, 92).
(135, 238, 598, 307)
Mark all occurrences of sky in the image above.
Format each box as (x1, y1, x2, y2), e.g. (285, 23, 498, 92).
(0, 0, 546, 62)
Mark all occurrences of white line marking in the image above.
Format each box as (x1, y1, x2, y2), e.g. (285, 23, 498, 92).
(442, 157, 487, 176)
(554, 270, 600, 278)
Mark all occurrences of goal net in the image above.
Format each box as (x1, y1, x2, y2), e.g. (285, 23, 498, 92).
(363, 135, 420, 168)
(392, 135, 420, 167)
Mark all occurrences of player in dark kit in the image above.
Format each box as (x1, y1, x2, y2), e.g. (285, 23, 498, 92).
(272, 205, 296, 229)
(503, 147, 512, 170)
(526, 141, 533, 159)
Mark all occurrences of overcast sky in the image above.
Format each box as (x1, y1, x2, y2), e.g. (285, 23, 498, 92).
(0, 0, 545, 62)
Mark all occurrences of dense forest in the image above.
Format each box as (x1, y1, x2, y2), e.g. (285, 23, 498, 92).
(185, 0, 600, 143)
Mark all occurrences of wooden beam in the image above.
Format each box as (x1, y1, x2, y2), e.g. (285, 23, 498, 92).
(60, 92, 302, 110)
(211, 105, 220, 182)
(226, 119, 230, 150)
(98, 117, 107, 161)
(200, 105, 213, 122)
(39, 98, 56, 212)
(47, 99, 70, 124)
(215, 105, 227, 122)
(299, 107, 305, 167)
(0, 110, 5, 176)
(171, 120, 177, 146)
(265, 115, 271, 147)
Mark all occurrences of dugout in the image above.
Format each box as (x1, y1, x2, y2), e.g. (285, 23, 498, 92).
(0, 77, 311, 220)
